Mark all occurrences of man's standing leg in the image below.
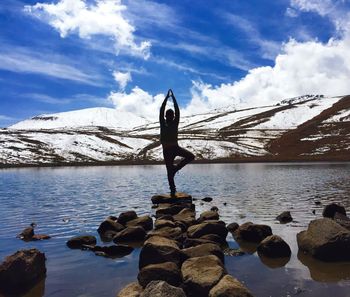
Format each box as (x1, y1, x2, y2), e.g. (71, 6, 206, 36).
(163, 147, 176, 194)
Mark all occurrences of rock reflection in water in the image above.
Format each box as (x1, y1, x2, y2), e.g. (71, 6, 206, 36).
(298, 251, 350, 282)
(258, 254, 290, 268)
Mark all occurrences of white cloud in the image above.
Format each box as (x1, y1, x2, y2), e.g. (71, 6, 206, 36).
(290, 0, 333, 17)
(25, 0, 151, 59)
(0, 46, 101, 85)
(111, 36, 350, 117)
(108, 86, 165, 120)
(185, 37, 350, 112)
(113, 71, 132, 90)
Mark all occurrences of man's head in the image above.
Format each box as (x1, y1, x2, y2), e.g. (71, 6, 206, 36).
(165, 109, 174, 123)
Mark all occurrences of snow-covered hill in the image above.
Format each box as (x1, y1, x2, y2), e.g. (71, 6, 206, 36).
(1, 95, 349, 166)
(9, 107, 150, 130)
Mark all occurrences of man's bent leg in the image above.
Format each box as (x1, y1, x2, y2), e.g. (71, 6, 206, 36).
(174, 146, 195, 173)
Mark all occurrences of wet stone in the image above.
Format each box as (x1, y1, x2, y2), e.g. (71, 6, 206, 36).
(234, 222, 272, 243)
(118, 211, 138, 225)
(138, 262, 182, 288)
(117, 282, 143, 297)
(151, 192, 192, 204)
(0, 249, 46, 295)
(113, 226, 146, 243)
(209, 275, 254, 297)
(257, 235, 291, 258)
(67, 235, 97, 249)
(141, 281, 186, 297)
(276, 211, 293, 223)
(126, 216, 153, 231)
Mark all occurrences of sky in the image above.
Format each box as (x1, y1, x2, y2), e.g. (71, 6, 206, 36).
(1, 0, 350, 127)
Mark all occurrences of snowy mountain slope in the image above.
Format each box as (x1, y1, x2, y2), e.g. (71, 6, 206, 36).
(9, 107, 150, 130)
(0, 95, 349, 167)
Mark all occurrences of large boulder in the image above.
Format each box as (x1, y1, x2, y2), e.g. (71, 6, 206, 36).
(138, 262, 182, 288)
(126, 216, 153, 231)
(113, 226, 146, 243)
(187, 222, 228, 240)
(97, 245, 134, 258)
(147, 226, 183, 240)
(276, 211, 293, 223)
(227, 223, 239, 233)
(198, 211, 219, 222)
(257, 235, 291, 258)
(334, 212, 350, 230)
(209, 275, 253, 297)
(141, 281, 186, 297)
(322, 203, 346, 219)
(173, 208, 197, 227)
(98, 218, 125, 235)
(297, 218, 350, 261)
(155, 219, 176, 230)
(0, 249, 46, 295)
(182, 255, 226, 296)
(139, 236, 183, 268)
(233, 222, 272, 243)
(67, 235, 97, 249)
(156, 203, 194, 217)
(152, 192, 192, 204)
(117, 282, 143, 297)
(182, 243, 224, 264)
(118, 211, 138, 225)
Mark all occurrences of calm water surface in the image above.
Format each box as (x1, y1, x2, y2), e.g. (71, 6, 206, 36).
(1, 163, 350, 297)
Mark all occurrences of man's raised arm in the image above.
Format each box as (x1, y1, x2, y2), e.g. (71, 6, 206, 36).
(172, 92, 180, 125)
(159, 94, 168, 125)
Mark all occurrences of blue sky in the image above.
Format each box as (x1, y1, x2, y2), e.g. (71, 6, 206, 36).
(1, 0, 350, 127)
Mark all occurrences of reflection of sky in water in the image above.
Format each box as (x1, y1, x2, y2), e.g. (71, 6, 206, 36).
(0, 163, 350, 296)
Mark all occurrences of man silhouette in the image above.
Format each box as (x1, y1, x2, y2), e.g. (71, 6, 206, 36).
(160, 89, 195, 196)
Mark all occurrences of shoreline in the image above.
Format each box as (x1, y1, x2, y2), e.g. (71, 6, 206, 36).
(1, 157, 350, 169)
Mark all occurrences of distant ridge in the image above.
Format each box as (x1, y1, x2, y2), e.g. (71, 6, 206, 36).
(1, 95, 349, 167)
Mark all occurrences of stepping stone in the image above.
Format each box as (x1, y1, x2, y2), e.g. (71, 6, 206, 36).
(151, 192, 192, 204)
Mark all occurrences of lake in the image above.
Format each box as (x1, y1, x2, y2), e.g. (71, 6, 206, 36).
(1, 163, 350, 297)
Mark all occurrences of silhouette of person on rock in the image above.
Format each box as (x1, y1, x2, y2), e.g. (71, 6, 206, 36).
(160, 89, 195, 196)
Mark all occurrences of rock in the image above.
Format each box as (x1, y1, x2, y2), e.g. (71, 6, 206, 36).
(117, 282, 143, 297)
(32, 234, 51, 240)
(209, 275, 253, 297)
(200, 234, 226, 245)
(17, 227, 34, 241)
(141, 281, 186, 297)
(67, 235, 97, 249)
(157, 214, 174, 221)
(98, 218, 125, 235)
(334, 212, 350, 230)
(151, 192, 192, 204)
(187, 222, 228, 240)
(126, 216, 153, 231)
(113, 226, 146, 243)
(234, 222, 272, 243)
(323, 203, 346, 219)
(173, 208, 197, 227)
(276, 211, 293, 223)
(183, 238, 218, 248)
(155, 219, 176, 230)
(118, 211, 138, 225)
(202, 197, 213, 202)
(147, 226, 183, 240)
(0, 249, 46, 295)
(198, 210, 219, 222)
(139, 236, 183, 269)
(257, 235, 291, 258)
(182, 243, 225, 264)
(100, 230, 118, 242)
(297, 218, 350, 261)
(227, 223, 239, 233)
(182, 255, 226, 296)
(99, 245, 134, 258)
(211, 206, 219, 212)
(156, 203, 194, 217)
(138, 262, 182, 288)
